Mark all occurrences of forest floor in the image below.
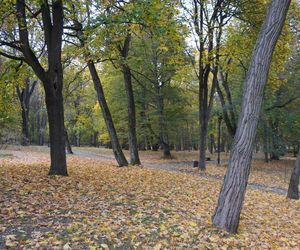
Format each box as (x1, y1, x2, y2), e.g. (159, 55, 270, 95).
(0, 146, 299, 249)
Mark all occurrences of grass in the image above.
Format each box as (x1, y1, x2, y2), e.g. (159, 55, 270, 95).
(0, 152, 13, 158)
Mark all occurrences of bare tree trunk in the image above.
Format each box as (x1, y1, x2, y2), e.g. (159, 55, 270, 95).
(263, 120, 269, 163)
(119, 35, 141, 165)
(88, 61, 128, 167)
(73, 17, 128, 167)
(92, 132, 98, 147)
(199, 104, 208, 168)
(39, 110, 47, 145)
(156, 86, 171, 158)
(16, 79, 37, 146)
(210, 134, 215, 154)
(219, 69, 237, 134)
(15, 0, 67, 175)
(287, 147, 300, 199)
(216, 80, 235, 137)
(217, 116, 222, 165)
(121, 65, 141, 164)
(212, 0, 291, 233)
(65, 128, 73, 154)
(44, 75, 67, 175)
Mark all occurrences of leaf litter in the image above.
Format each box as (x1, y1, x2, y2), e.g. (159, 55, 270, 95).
(0, 151, 299, 249)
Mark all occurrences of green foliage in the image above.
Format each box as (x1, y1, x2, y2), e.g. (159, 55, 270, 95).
(0, 0, 299, 153)
(0, 58, 21, 143)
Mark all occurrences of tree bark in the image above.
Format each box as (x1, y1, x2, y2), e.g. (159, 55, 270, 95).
(156, 86, 171, 158)
(65, 128, 73, 154)
(73, 17, 128, 167)
(39, 110, 47, 145)
(217, 116, 222, 165)
(87, 61, 128, 166)
(212, 0, 291, 233)
(16, 78, 36, 146)
(44, 75, 67, 175)
(287, 147, 300, 199)
(219, 70, 237, 134)
(121, 64, 141, 164)
(263, 120, 269, 163)
(15, 0, 67, 175)
(216, 81, 235, 137)
(119, 34, 141, 165)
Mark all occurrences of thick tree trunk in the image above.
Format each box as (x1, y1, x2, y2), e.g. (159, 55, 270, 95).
(212, 0, 291, 233)
(44, 77, 67, 176)
(14, 0, 67, 176)
(88, 61, 128, 166)
(162, 142, 172, 158)
(121, 65, 141, 165)
(92, 132, 98, 147)
(287, 147, 300, 199)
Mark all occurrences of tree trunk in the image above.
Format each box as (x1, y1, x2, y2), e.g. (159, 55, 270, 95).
(15, 0, 67, 176)
(199, 110, 207, 169)
(217, 116, 222, 165)
(156, 86, 171, 158)
(119, 34, 141, 165)
(216, 81, 235, 137)
(121, 65, 141, 165)
(220, 70, 237, 134)
(39, 110, 47, 145)
(16, 79, 37, 146)
(212, 0, 291, 233)
(210, 134, 215, 154)
(65, 128, 73, 154)
(44, 76, 67, 175)
(263, 120, 269, 163)
(92, 132, 98, 147)
(20, 104, 30, 145)
(287, 147, 300, 199)
(87, 61, 128, 166)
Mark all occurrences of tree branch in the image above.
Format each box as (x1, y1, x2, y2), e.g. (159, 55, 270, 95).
(266, 95, 300, 111)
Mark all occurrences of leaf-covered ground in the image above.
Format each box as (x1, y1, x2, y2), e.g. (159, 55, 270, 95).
(179, 159, 295, 191)
(1, 150, 300, 249)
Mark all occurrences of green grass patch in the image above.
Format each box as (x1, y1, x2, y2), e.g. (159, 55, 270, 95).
(0, 152, 13, 158)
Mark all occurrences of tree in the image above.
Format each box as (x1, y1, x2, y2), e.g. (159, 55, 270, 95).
(0, 0, 67, 175)
(212, 0, 291, 233)
(16, 78, 37, 146)
(118, 33, 141, 165)
(0, 58, 20, 146)
(287, 146, 300, 199)
(127, 0, 187, 158)
(181, 0, 237, 169)
(63, 1, 129, 166)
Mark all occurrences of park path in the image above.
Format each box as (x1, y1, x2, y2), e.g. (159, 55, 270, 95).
(73, 149, 287, 196)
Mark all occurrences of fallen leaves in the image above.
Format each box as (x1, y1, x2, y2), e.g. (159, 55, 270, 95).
(0, 150, 300, 249)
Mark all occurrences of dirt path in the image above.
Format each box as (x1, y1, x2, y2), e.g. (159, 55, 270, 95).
(72, 149, 287, 196)
(0, 148, 288, 196)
